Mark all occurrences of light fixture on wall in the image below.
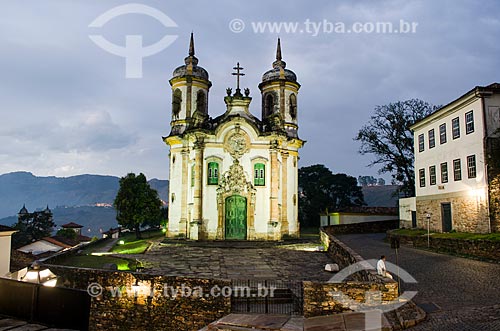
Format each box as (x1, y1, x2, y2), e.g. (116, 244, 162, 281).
(20, 262, 58, 287)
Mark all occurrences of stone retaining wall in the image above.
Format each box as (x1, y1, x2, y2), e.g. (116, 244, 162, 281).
(306, 229, 399, 318)
(322, 220, 399, 236)
(387, 230, 500, 261)
(303, 281, 398, 318)
(320, 228, 393, 283)
(41, 264, 231, 331)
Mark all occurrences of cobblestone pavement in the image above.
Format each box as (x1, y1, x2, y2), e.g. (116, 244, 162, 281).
(116, 240, 335, 281)
(336, 233, 500, 331)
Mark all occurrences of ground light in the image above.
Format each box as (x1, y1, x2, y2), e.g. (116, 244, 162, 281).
(20, 262, 58, 287)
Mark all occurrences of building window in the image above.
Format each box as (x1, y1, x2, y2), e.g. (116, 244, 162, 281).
(289, 93, 297, 119)
(191, 164, 195, 187)
(453, 159, 462, 181)
(439, 123, 447, 144)
(440, 162, 448, 183)
(452, 117, 460, 139)
(428, 129, 435, 149)
(418, 134, 424, 152)
(429, 166, 436, 185)
(254, 163, 265, 186)
(467, 155, 477, 178)
(207, 162, 219, 185)
(465, 111, 474, 134)
(172, 89, 182, 119)
(419, 168, 426, 187)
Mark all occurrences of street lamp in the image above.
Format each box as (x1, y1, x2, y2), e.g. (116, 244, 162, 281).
(426, 213, 431, 248)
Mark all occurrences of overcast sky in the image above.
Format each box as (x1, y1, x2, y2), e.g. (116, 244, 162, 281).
(1, 0, 499, 180)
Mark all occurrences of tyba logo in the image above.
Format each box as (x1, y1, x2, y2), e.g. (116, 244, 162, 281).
(89, 3, 178, 78)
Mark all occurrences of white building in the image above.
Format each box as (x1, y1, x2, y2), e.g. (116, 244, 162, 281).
(163, 35, 303, 240)
(0, 225, 16, 276)
(410, 83, 500, 233)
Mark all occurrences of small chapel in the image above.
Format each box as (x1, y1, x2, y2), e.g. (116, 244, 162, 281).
(163, 34, 304, 240)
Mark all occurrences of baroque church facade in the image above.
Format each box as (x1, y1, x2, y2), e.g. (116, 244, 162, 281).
(164, 34, 303, 240)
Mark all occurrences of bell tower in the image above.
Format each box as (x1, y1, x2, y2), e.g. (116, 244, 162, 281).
(258, 38, 300, 137)
(169, 33, 212, 135)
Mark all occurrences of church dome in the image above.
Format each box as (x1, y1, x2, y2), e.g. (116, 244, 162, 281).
(171, 33, 209, 81)
(262, 67, 297, 83)
(172, 64, 209, 80)
(19, 204, 28, 214)
(261, 38, 297, 83)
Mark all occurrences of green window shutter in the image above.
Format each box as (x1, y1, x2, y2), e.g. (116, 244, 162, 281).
(254, 163, 265, 186)
(208, 162, 219, 185)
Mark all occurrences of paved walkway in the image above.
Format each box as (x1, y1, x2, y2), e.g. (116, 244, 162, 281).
(202, 312, 391, 331)
(117, 240, 334, 281)
(336, 233, 500, 331)
(0, 316, 77, 331)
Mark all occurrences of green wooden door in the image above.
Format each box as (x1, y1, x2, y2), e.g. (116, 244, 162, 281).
(225, 195, 247, 240)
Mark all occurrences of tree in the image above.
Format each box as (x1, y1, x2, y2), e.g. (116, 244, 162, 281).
(113, 173, 162, 239)
(377, 178, 386, 186)
(12, 209, 55, 248)
(299, 164, 365, 227)
(355, 99, 440, 197)
(56, 228, 77, 239)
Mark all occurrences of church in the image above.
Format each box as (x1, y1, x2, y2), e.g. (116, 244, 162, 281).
(163, 34, 304, 240)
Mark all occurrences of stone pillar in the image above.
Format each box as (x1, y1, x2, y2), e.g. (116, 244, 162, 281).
(193, 139, 204, 239)
(281, 152, 289, 236)
(216, 196, 224, 239)
(269, 144, 280, 239)
(248, 192, 256, 240)
(180, 149, 189, 237)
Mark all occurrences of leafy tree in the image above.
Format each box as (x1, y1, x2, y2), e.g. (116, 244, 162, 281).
(12, 209, 56, 248)
(377, 178, 386, 186)
(56, 228, 77, 239)
(299, 164, 364, 227)
(358, 175, 377, 186)
(355, 99, 439, 197)
(113, 173, 162, 239)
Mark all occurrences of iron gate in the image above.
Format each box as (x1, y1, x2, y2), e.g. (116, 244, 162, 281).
(230, 279, 303, 315)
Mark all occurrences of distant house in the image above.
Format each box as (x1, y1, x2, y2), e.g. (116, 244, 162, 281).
(0, 225, 16, 276)
(61, 222, 84, 236)
(409, 83, 500, 233)
(320, 207, 398, 227)
(102, 227, 121, 239)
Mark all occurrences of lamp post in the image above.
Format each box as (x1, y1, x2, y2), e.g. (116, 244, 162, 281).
(426, 213, 431, 248)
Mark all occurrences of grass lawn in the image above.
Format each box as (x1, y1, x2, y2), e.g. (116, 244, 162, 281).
(55, 255, 134, 270)
(111, 229, 165, 254)
(392, 228, 500, 242)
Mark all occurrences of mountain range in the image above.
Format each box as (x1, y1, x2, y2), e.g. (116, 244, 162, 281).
(0, 172, 168, 237)
(0, 172, 397, 237)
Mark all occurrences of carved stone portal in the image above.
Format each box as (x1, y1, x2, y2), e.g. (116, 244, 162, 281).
(216, 160, 256, 240)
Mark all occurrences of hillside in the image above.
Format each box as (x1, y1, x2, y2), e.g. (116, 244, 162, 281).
(0, 205, 118, 238)
(0, 172, 168, 236)
(0, 172, 168, 218)
(361, 185, 400, 207)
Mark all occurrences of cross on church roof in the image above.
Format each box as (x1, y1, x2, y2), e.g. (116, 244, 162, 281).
(232, 62, 245, 95)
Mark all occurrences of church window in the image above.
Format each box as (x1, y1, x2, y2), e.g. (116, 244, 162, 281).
(191, 164, 195, 187)
(207, 162, 219, 185)
(289, 94, 297, 119)
(254, 163, 265, 186)
(196, 90, 206, 113)
(172, 89, 182, 118)
(265, 93, 275, 117)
